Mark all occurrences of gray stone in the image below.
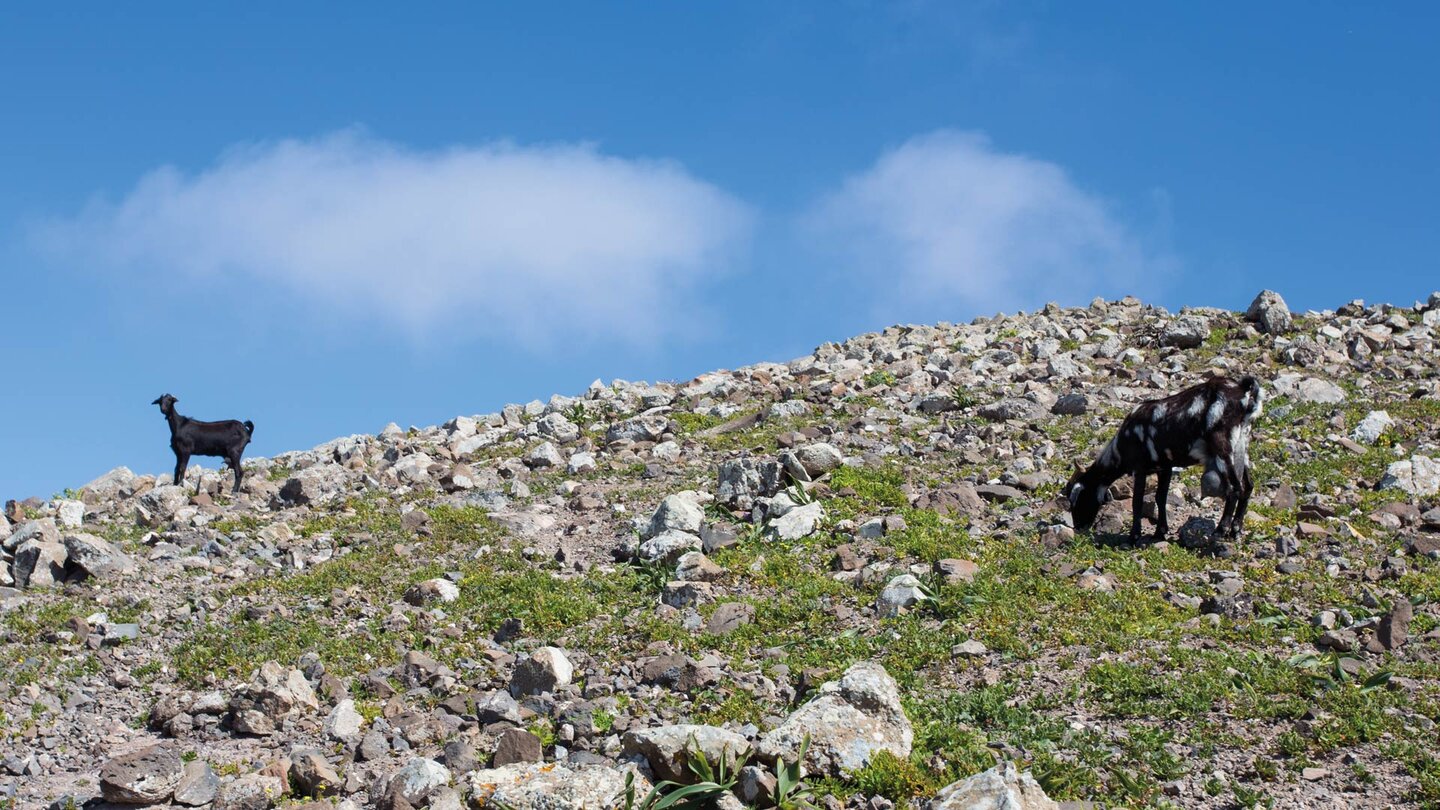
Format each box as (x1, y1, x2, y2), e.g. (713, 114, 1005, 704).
(12, 539, 66, 589)
(1378, 456, 1440, 497)
(1272, 374, 1345, 404)
(393, 452, 435, 484)
(173, 760, 220, 806)
(716, 457, 784, 510)
(1050, 393, 1089, 415)
(1160, 315, 1211, 349)
(494, 728, 544, 766)
(536, 412, 581, 444)
(56, 499, 85, 529)
(978, 398, 1041, 422)
(279, 466, 348, 505)
(1378, 599, 1413, 650)
(525, 441, 565, 469)
(879, 574, 928, 617)
(1245, 290, 1293, 334)
(325, 699, 365, 741)
(1352, 410, 1394, 445)
(404, 578, 460, 606)
(758, 661, 912, 777)
(388, 758, 451, 805)
(228, 662, 319, 732)
(214, 773, 285, 810)
(706, 602, 754, 635)
(465, 762, 645, 809)
(638, 529, 703, 565)
(794, 443, 844, 477)
(647, 493, 705, 538)
(510, 646, 573, 696)
(99, 744, 183, 804)
(621, 724, 750, 783)
(768, 502, 824, 541)
(926, 761, 1058, 809)
(291, 750, 342, 798)
(64, 533, 134, 578)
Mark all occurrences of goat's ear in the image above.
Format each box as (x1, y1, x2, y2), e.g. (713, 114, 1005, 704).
(151, 396, 162, 405)
(1102, 488, 1114, 504)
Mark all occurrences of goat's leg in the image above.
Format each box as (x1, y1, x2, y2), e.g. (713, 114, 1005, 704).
(1129, 470, 1147, 542)
(1230, 465, 1254, 539)
(228, 453, 244, 495)
(1154, 467, 1173, 541)
(173, 452, 190, 488)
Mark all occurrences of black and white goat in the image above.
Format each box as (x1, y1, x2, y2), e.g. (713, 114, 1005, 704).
(1064, 375, 1263, 542)
(152, 393, 255, 494)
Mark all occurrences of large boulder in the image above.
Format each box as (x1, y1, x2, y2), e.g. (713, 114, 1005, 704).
(4, 517, 58, 553)
(793, 443, 844, 478)
(758, 661, 912, 777)
(64, 532, 135, 578)
(465, 762, 646, 809)
(536, 412, 581, 444)
(1379, 456, 1440, 497)
(926, 761, 1058, 810)
(228, 662, 319, 735)
(768, 502, 824, 541)
(646, 493, 705, 539)
(13, 538, 67, 589)
(386, 758, 451, 805)
(81, 466, 139, 503)
(278, 465, 349, 505)
(716, 457, 784, 510)
(621, 724, 751, 783)
(392, 452, 436, 484)
(1271, 374, 1345, 404)
(100, 744, 183, 804)
(213, 773, 285, 810)
(510, 646, 574, 697)
(1245, 290, 1293, 334)
(638, 530, 703, 565)
(137, 485, 190, 524)
(1160, 315, 1212, 349)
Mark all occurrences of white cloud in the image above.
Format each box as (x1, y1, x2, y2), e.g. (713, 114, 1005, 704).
(808, 130, 1166, 318)
(39, 130, 752, 344)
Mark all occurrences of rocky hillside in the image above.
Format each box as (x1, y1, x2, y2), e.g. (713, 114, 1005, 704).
(3, 291, 1439, 810)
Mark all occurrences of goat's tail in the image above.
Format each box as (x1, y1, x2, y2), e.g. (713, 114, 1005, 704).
(244, 420, 255, 436)
(1238, 376, 1263, 415)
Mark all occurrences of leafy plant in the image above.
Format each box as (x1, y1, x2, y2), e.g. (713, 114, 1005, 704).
(774, 734, 816, 809)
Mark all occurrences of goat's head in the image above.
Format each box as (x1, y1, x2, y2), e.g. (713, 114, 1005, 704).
(152, 393, 177, 414)
(1064, 461, 1112, 531)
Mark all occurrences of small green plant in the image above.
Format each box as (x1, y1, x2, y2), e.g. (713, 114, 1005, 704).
(774, 734, 816, 809)
(950, 388, 978, 409)
(864, 369, 897, 388)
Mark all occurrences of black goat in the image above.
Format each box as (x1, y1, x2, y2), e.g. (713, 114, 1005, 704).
(152, 393, 255, 494)
(1064, 375, 1263, 542)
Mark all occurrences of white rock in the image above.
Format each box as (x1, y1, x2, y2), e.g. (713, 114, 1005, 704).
(926, 761, 1058, 809)
(566, 451, 597, 475)
(325, 699, 366, 741)
(56, 500, 86, 529)
(1379, 456, 1440, 497)
(879, 574, 928, 617)
(525, 441, 564, 469)
(758, 661, 912, 777)
(647, 493, 705, 538)
(638, 529, 703, 564)
(1352, 410, 1394, 445)
(388, 758, 451, 805)
(768, 502, 824, 541)
(510, 646, 574, 696)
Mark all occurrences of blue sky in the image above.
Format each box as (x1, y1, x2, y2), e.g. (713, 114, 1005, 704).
(2, 2, 1436, 499)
